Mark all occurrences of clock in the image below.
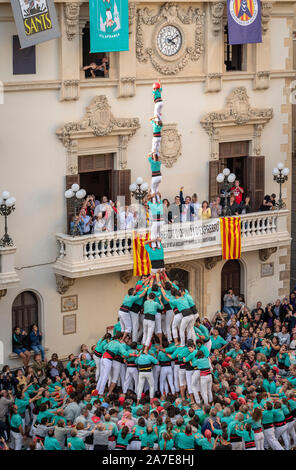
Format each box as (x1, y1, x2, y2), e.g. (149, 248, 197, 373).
(157, 25, 182, 57)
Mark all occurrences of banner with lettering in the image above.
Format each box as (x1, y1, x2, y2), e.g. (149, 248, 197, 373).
(227, 0, 262, 45)
(10, 0, 60, 49)
(89, 0, 129, 53)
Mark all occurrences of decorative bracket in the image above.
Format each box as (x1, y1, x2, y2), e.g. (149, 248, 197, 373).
(204, 256, 222, 270)
(120, 270, 133, 284)
(259, 247, 277, 262)
(64, 2, 82, 41)
(55, 274, 75, 295)
(211, 2, 224, 35)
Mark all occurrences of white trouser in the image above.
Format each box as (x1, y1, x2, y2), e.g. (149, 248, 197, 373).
(119, 363, 126, 387)
(137, 371, 154, 400)
(232, 442, 243, 450)
(108, 440, 116, 450)
(150, 220, 164, 247)
(10, 431, 23, 450)
(154, 101, 163, 120)
(142, 319, 155, 347)
(152, 136, 161, 153)
(138, 314, 143, 341)
(111, 360, 122, 384)
(97, 357, 113, 394)
(254, 431, 264, 450)
(119, 309, 132, 333)
(160, 366, 175, 395)
(274, 424, 290, 450)
(161, 312, 166, 335)
(153, 365, 161, 392)
(94, 354, 101, 382)
(203, 339, 212, 353)
(155, 312, 162, 335)
(151, 175, 162, 200)
(185, 370, 194, 395)
(180, 314, 193, 347)
(187, 315, 197, 344)
(191, 370, 201, 404)
(179, 367, 186, 387)
(287, 420, 296, 446)
(263, 427, 284, 450)
(165, 309, 174, 342)
(130, 311, 139, 342)
(174, 363, 180, 392)
(200, 374, 213, 406)
(172, 313, 182, 339)
(123, 367, 138, 393)
(127, 441, 141, 450)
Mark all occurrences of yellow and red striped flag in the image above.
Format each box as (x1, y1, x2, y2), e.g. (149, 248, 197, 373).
(133, 232, 151, 276)
(220, 217, 241, 260)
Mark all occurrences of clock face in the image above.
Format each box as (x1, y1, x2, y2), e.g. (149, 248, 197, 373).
(157, 25, 182, 57)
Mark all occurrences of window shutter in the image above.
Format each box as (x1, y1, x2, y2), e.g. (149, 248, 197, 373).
(112, 169, 131, 206)
(65, 175, 80, 233)
(209, 160, 223, 202)
(245, 156, 265, 211)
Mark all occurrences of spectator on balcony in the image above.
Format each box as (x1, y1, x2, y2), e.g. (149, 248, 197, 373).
(210, 197, 222, 219)
(198, 201, 211, 220)
(228, 194, 239, 216)
(230, 179, 244, 205)
(70, 215, 84, 236)
(239, 195, 252, 214)
(162, 199, 172, 224)
(93, 213, 106, 233)
(270, 193, 277, 208)
(119, 206, 134, 231)
(170, 195, 181, 224)
(80, 209, 92, 235)
(179, 187, 194, 222)
(82, 57, 109, 78)
(94, 196, 111, 218)
(29, 324, 45, 361)
(82, 196, 95, 218)
(191, 193, 201, 221)
(259, 195, 273, 211)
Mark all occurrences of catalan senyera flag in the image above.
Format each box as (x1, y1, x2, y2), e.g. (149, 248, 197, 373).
(220, 217, 241, 260)
(133, 232, 151, 276)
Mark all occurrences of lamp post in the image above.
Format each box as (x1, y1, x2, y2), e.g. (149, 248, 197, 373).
(0, 191, 16, 247)
(272, 162, 289, 210)
(129, 177, 149, 229)
(216, 168, 236, 216)
(65, 183, 87, 236)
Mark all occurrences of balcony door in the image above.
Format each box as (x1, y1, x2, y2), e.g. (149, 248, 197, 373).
(221, 260, 241, 309)
(209, 141, 265, 211)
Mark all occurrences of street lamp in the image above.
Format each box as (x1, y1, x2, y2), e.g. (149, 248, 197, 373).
(0, 190, 16, 247)
(129, 177, 149, 228)
(216, 168, 236, 216)
(272, 162, 289, 209)
(65, 183, 87, 236)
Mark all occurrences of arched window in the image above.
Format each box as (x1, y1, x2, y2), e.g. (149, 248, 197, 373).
(12, 291, 39, 333)
(167, 268, 189, 290)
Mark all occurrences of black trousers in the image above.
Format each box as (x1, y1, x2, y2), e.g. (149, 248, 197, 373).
(94, 444, 108, 451)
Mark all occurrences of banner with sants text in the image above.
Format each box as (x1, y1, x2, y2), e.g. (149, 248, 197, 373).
(89, 0, 129, 53)
(220, 217, 242, 260)
(10, 0, 60, 49)
(227, 0, 262, 45)
(133, 232, 151, 277)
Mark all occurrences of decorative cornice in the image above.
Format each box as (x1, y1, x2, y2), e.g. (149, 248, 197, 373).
(136, 2, 205, 75)
(56, 95, 140, 148)
(211, 2, 224, 35)
(64, 2, 82, 41)
(200, 86, 273, 135)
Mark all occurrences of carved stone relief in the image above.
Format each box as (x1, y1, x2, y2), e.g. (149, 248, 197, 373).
(259, 247, 277, 262)
(60, 80, 80, 102)
(160, 123, 182, 168)
(211, 2, 224, 35)
(64, 2, 82, 41)
(136, 2, 205, 75)
(261, 2, 273, 35)
(117, 77, 136, 98)
(55, 275, 75, 295)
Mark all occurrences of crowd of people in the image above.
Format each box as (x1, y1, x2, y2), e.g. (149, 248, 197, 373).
(1, 271, 296, 451)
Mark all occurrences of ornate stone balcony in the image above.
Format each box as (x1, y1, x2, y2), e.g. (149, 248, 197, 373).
(53, 210, 290, 280)
(0, 246, 20, 294)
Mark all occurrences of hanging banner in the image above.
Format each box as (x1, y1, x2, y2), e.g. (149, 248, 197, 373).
(220, 217, 242, 260)
(10, 0, 60, 49)
(227, 0, 262, 45)
(89, 0, 129, 53)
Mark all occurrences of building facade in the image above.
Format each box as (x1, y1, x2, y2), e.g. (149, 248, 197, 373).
(0, 0, 294, 367)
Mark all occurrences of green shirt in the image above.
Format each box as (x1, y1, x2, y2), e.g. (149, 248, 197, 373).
(145, 244, 164, 261)
(143, 299, 162, 316)
(148, 157, 161, 173)
(67, 436, 86, 450)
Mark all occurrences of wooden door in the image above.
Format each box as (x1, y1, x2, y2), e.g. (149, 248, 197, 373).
(65, 174, 80, 233)
(221, 260, 241, 306)
(245, 156, 265, 211)
(209, 160, 224, 202)
(112, 169, 131, 206)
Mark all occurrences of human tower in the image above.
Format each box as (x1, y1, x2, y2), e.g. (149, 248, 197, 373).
(95, 83, 212, 407)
